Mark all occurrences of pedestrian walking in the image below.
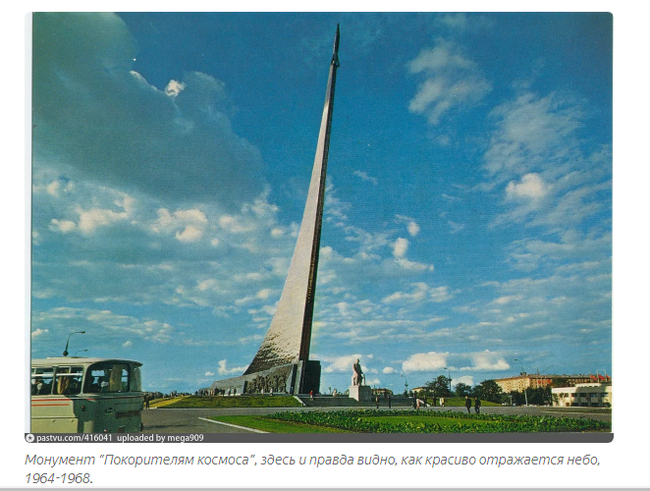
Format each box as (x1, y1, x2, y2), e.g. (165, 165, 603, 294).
(474, 396, 481, 414)
(465, 395, 472, 413)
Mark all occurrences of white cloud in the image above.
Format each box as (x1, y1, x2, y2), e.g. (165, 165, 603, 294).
(321, 354, 366, 374)
(205, 371, 215, 377)
(77, 207, 127, 233)
(122, 340, 133, 348)
(408, 40, 491, 125)
(469, 350, 511, 371)
(165, 79, 186, 97)
(493, 295, 523, 305)
(382, 283, 451, 305)
(382, 366, 396, 374)
(175, 225, 203, 242)
(217, 359, 248, 376)
(402, 352, 448, 372)
(31, 328, 49, 339)
(353, 170, 378, 185)
(506, 173, 549, 200)
(392, 237, 409, 258)
(218, 214, 254, 233)
(481, 91, 610, 232)
(407, 221, 420, 237)
(152, 207, 208, 242)
(256, 289, 274, 300)
(71, 194, 135, 234)
(31, 307, 181, 351)
(403, 350, 511, 374)
(452, 375, 474, 388)
(50, 219, 76, 233)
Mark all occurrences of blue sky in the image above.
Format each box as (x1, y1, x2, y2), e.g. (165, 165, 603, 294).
(31, 12, 612, 394)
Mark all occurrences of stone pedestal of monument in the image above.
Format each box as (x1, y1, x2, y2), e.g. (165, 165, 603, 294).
(349, 385, 372, 402)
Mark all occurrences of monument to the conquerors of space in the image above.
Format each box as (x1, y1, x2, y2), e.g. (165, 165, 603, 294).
(209, 26, 340, 396)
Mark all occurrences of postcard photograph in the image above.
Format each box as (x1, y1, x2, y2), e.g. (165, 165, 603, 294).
(29, 12, 612, 440)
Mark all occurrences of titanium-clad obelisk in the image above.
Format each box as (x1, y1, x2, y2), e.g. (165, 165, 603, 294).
(209, 25, 340, 396)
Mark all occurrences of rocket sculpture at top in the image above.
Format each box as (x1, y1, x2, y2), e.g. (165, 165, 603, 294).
(244, 26, 340, 390)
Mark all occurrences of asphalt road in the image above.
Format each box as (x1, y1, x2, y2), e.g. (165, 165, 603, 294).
(141, 405, 611, 434)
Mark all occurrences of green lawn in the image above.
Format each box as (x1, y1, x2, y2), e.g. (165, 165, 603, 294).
(210, 409, 611, 433)
(209, 415, 351, 433)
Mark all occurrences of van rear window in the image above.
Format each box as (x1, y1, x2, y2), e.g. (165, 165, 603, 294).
(84, 362, 131, 393)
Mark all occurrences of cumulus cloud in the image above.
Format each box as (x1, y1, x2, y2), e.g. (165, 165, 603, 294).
(394, 215, 420, 237)
(403, 350, 510, 373)
(152, 207, 208, 242)
(321, 354, 366, 373)
(164, 79, 186, 97)
(506, 173, 550, 200)
(402, 351, 448, 372)
(452, 375, 474, 387)
(175, 225, 204, 242)
(217, 359, 249, 376)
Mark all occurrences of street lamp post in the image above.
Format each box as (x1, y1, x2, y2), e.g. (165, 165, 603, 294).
(63, 331, 86, 357)
(401, 374, 408, 396)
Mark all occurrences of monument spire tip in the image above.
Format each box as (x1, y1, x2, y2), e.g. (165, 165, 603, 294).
(332, 24, 340, 67)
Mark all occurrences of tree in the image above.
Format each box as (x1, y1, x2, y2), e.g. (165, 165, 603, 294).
(475, 379, 503, 403)
(455, 382, 472, 398)
(425, 375, 451, 397)
(508, 387, 552, 406)
(528, 387, 552, 406)
(509, 391, 526, 406)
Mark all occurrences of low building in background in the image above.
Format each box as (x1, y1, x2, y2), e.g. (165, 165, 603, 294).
(552, 383, 612, 407)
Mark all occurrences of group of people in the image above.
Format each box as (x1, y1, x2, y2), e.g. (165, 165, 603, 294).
(465, 395, 481, 414)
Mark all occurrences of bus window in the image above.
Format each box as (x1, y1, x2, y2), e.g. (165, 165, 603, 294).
(84, 362, 132, 393)
(53, 366, 83, 395)
(31, 367, 54, 395)
(130, 366, 142, 392)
